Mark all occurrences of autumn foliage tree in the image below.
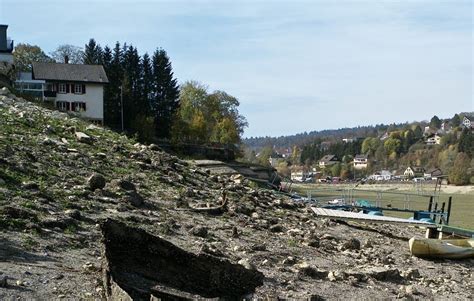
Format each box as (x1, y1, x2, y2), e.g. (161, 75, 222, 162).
(171, 81, 247, 145)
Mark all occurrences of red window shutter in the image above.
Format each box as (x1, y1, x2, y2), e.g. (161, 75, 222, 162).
(66, 84, 70, 93)
(82, 84, 86, 94)
(71, 84, 75, 93)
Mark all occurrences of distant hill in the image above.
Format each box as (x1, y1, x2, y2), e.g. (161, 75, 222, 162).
(243, 113, 473, 150)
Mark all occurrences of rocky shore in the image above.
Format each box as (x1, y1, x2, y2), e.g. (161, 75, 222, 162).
(1, 88, 473, 299)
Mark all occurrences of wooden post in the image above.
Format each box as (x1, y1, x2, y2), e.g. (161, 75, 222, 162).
(428, 196, 433, 219)
(439, 202, 445, 224)
(446, 196, 452, 225)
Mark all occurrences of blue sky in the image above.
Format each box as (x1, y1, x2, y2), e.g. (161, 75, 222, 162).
(1, 0, 472, 137)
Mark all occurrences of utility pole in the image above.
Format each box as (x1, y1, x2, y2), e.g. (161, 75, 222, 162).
(120, 85, 124, 132)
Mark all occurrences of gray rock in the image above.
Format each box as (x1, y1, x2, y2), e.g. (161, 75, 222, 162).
(22, 181, 39, 190)
(297, 263, 328, 279)
(190, 225, 208, 238)
(401, 268, 421, 280)
(122, 191, 144, 207)
(75, 132, 93, 144)
(65, 209, 81, 220)
(238, 258, 256, 270)
(117, 179, 136, 191)
(269, 224, 284, 233)
(87, 173, 106, 190)
(0, 275, 7, 287)
(341, 238, 361, 250)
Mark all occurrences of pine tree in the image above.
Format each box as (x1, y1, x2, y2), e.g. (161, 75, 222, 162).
(103, 42, 123, 129)
(142, 53, 153, 109)
(151, 48, 180, 139)
(83, 39, 103, 65)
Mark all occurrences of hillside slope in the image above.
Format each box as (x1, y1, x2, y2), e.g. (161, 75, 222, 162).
(0, 88, 473, 299)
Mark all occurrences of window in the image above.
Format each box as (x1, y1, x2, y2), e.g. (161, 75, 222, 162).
(74, 84, 82, 94)
(56, 101, 70, 111)
(71, 102, 86, 112)
(58, 83, 67, 93)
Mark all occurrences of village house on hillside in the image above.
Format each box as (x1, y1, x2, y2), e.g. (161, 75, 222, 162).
(424, 168, 443, 180)
(318, 154, 338, 168)
(16, 59, 108, 124)
(462, 116, 473, 129)
(353, 154, 368, 169)
(425, 133, 441, 145)
(404, 166, 425, 178)
(0, 24, 13, 64)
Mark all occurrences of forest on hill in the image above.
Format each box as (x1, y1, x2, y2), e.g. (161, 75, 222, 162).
(243, 113, 474, 185)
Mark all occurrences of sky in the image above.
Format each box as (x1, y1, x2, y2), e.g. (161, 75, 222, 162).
(1, 0, 472, 137)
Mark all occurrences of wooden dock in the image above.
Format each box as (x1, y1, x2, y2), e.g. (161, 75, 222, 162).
(311, 207, 437, 228)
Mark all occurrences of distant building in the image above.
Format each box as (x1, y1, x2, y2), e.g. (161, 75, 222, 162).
(404, 166, 425, 178)
(424, 168, 442, 180)
(353, 154, 368, 169)
(369, 170, 392, 181)
(319, 154, 338, 168)
(462, 116, 472, 129)
(425, 134, 441, 145)
(342, 138, 355, 143)
(379, 132, 389, 141)
(17, 60, 109, 124)
(0, 24, 14, 64)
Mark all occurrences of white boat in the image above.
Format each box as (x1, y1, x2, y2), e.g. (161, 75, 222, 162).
(409, 237, 474, 259)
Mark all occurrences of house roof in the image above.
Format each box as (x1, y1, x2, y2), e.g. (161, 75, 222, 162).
(354, 154, 368, 160)
(319, 154, 337, 163)
(32, 62, 109, 84)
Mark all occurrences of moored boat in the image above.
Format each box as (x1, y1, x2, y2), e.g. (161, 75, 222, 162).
(409, 237, 474, 259)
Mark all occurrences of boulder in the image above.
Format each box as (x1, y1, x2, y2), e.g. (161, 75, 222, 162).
(75, 132, 93, 144)
(122, 191, 144, 207)
(190, 225, 208, 238)
(88, 173, 106, 190)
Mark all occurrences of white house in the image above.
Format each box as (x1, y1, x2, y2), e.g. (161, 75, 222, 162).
(462, 116, 472, 129)
(369, 170, 392, 181)
(0, 24, 14, 64)
(30, 60, 108, 123)
(353, 154, 368, 169)
(404, 166, 424, 178)
(426, 134, 441, 145)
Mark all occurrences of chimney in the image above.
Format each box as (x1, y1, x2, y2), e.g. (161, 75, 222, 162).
(0, 25, 8, 51)
(64, 55, 69, 64)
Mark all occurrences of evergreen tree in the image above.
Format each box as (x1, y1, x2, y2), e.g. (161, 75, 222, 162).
(142, 53, 153, 108)
(430, 115, 441, 129)
(451, 114, 461, 127)
(151, 48, 180, 139)
(103, 42, 123, 129)
(83, 38, 103, 65)
(459, 128, 474, 158)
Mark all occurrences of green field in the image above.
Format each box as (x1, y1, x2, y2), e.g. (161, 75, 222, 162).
(292, 185, 474, 229)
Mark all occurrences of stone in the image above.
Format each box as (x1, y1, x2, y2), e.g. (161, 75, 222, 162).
(75, 132, 93, 144)
(231, 226, 239, 238)
(401, 268, 421, 280)
(122, 191, 144, 207)
(22, 181, 39, 190)
(238, 258, 256, 270)
(282, 256, 297, 265)
(190, 226, 208, 238)
(117, 179, 136, 191)
(149, 144, 161, 151)
(87, 173, 106, 190)
(405, 285, 418, 295)
(65, 209, 81, 220)
(341, 238, 361, 250)
(269, 224, 284, 233)
(328, 271, 337, 282)
(297, 262, 328, 279)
